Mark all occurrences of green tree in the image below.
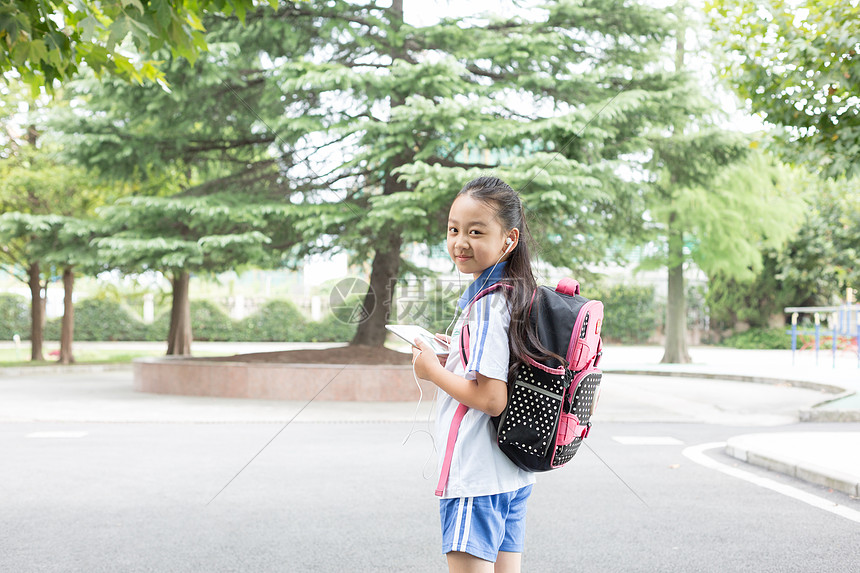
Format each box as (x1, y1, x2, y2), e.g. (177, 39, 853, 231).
(229, 0, 682, 346)
(643, 143, 805, 361)
(0, 135, 109, 360)
(0, 0, 266, 90)
(629, 4, 807, 363)
(826, 178, 860, 289)
(777, 176, 860, 303)
(706, 175, 858, 333)
(708, 0, 860, 178)
(55, 12, 311, 354)
(59, 0, 685, 350)
(1, 82, 127, 362)
(0, 212, 98, 363)
(92, 195, 285, 354)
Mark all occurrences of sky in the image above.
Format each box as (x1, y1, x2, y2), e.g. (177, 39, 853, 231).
(403, 0, 529, 26)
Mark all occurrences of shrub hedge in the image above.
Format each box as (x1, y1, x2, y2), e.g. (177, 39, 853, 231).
(38, 297, 356, 343)
(235, 299, 306, 342)
(45, 298, 149, 341)
(190, 300, 235, 341)
(718, 328, 792, 350)
(0, 293, 30, 340)
(12, 286, 815, 350)
(303, 312, 357, 343)
(390, 282, 659, 344)
(588, 284, 657, 344)
(6, 286, 663, 346)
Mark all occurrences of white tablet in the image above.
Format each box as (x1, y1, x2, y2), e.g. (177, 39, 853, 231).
(385, 324, 449, 355)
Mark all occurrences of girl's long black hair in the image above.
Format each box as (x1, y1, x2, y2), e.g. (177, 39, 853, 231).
(457, 176, 566, 382)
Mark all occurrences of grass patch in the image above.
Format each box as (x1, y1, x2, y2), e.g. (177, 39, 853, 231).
(0, 348, 223, 367)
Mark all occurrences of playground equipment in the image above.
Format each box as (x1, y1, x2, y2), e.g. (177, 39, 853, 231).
(785, 290, 859, 368)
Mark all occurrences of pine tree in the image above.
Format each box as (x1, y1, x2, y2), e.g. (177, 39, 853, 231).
(63, 0, 684, 350)
(92, 196, 285, 354)
(57, 15, 310, 354)
(245, 0, 681, 346)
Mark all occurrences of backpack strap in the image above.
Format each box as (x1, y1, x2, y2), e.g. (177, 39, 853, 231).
(458, 282, 512, 366)
(436, 403, 469, 497)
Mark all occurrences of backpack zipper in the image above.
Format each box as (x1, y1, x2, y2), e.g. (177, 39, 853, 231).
(515, 380, 564, 400)
(496, 378, 563, 435)
(567, 300, 601, 368)
(498, 377, 565, 457)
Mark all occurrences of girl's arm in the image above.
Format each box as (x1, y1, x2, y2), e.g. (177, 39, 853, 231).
(412, 338, 508, 417)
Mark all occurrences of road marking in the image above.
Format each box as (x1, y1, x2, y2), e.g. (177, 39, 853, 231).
(613, 436, 683, 445)
(26, 431, 88, 439)
(683, 442, 860, 524)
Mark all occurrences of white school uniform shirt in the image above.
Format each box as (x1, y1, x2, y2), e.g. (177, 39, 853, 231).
(435, 286, 536, 499)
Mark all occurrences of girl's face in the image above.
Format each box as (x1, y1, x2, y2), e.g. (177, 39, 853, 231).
(447, 194, 512, 279)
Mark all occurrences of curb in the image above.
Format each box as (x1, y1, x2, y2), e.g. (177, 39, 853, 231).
(798, 408, 860, 423)
(606, 368, 860, 422)
(605, 368, 847, 395)
(725, 436, 860, 497)
(799, 391, 860, 422)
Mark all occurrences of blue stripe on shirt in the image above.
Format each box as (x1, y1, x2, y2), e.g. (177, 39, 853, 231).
(469, 295, 492, 374)
(468, 297, 480, 370)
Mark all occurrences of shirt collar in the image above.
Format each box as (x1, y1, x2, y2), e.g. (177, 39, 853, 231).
(458, 261, 508, 309)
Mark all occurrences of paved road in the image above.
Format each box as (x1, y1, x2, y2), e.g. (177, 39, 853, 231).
(1, 369, 859, 572)
(0, 370, 835, 425)
(2, 420, 858, 572)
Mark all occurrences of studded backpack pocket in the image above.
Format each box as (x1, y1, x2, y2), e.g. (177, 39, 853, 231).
(494, 360, 602, 472)
(495, 358, 567, 472)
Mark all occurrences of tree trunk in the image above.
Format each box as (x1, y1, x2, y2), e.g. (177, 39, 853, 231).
(167, 270, 192, 355)
(661, 211, 691, 363)
(349, 0, 408, 348)
(390, 0, 403, 27)
(351, 232, 403, 346)
(59, 267, 75, 365)
(28, 262, 44, 362)
(660, 30, 691, 365)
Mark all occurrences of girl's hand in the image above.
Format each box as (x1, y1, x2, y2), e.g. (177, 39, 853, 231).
(412, 338, 443, 381)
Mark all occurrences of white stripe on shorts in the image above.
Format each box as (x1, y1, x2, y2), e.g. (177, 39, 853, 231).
(459, 497, 474, 552)
(452, 498, 466, 549)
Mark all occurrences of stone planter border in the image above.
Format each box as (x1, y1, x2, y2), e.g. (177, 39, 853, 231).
(133, 357, 432, 401)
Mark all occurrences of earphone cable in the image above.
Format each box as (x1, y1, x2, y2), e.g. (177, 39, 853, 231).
(402, 352, 427, 447)
(403, 348, 439, 481)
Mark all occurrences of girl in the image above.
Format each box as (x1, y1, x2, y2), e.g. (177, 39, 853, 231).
(413, 176, 553, 573)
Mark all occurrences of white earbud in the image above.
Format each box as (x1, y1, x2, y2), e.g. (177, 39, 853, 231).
(503, 237, 514, 254)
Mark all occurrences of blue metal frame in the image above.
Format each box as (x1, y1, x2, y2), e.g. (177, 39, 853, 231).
(784, 305, 859, 369)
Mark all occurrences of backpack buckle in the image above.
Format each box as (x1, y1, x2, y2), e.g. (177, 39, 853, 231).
(578, 421, 592, 439)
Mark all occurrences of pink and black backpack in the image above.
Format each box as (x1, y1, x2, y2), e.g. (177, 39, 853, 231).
(437, 278, 604, 495)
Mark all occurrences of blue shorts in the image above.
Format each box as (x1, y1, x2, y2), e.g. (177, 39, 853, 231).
(439, 485, 533, 562)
